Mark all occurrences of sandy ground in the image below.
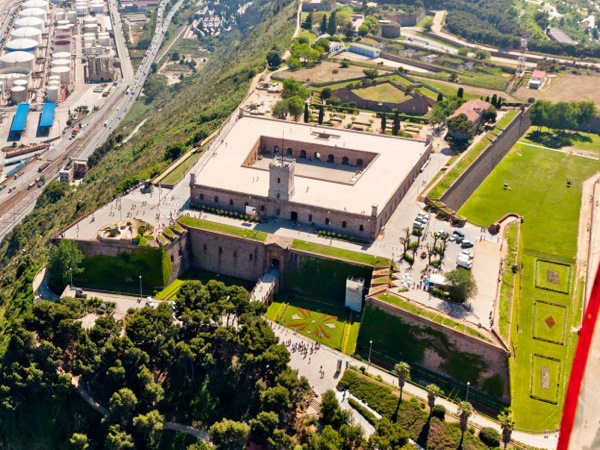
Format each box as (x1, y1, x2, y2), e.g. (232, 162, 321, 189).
(514, 74, 600, 104)
(276, 60, 392, 83)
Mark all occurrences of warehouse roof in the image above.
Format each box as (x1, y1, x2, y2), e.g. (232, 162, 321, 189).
(39, 102, 55, 128)
(10, 103, 30, 132)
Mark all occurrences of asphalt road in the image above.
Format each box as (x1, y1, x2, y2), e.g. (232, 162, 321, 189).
(0, 0, 185, 241)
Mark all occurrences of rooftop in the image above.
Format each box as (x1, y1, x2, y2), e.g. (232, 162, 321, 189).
(10, 103, 30, 133)
(193, 115, 429, 216)
(39, 101, 55, 128)
(450, 99, 491, 123)
(531, 70, 546, 79)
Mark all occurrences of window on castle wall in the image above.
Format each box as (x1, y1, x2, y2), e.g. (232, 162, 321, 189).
(229, 199, 234, 206)
(170, 255, 174, 262)
(178, 247, 182, 256)
(203, 244, 207, 251)
(342, 221, 347, 228)
(300, 150, 307, 158)
(261, 205, 265, 211)
(287, 147, 293, 155)
(200, 193, 204, 200)
(309, 214, 312, 222)
(276, 209, 280, 215)
(360, 225, 364, 232)
(234, 251, 237, 258)
(249, 253, 253, 261)
(325, 218, 330, 225)
(276, 193, 280, 199)
(215, 196, 219, 203)
(219, 247, 222, 254)
(277, 177, 281, 184)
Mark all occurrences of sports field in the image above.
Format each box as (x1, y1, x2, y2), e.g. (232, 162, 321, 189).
(458, 143, 598, 430)
(266, 294, 360, 355)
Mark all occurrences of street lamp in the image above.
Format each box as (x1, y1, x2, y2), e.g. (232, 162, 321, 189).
(139, 275, 142, 300)
(69, 267, 73, 288)
(466, 381, 471, 402)
(368, 340, 373, 371)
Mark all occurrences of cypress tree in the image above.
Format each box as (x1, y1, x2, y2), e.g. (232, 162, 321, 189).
(321, 15, 327, 34)
(436, 92, 443, 103)
(318, 105, 324, 124)
(303, 102, 309, 123)
(327, 11, 337, 35)
(381, 113, 387, 132)
(392, 109, 400, 136)
(457, 87, 464, 98)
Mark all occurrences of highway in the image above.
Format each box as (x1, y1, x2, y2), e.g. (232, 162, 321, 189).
(0, 0, 185, 241)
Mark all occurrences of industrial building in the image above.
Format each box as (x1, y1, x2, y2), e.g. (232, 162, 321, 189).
(348, 42, 381, 59)
(85, 55, 116, 82)
(190, 113, 431, 240)
(10, 103, 30, 138)
(37, 101, 56, 135)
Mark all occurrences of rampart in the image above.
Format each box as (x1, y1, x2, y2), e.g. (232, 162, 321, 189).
(367, 294, 511, 402)
(441, 108, 532, 211)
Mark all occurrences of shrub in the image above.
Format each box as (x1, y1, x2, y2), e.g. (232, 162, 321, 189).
(348, 398, 379, 426)
(479, 427, 501, 448)
(403, 253, 414, 265)
(431, 404, 446, 421)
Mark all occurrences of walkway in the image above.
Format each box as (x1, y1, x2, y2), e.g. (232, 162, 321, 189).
(270, 322, 558, 449)
(250, 268, 278, 303)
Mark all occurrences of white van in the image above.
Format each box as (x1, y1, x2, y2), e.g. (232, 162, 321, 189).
(457, 256, 472, 270)
(145, 296, 155, 307)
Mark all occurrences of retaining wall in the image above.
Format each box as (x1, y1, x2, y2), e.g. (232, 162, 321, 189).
(441, 109, 532, 211)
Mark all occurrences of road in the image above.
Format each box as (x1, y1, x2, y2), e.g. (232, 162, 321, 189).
(0, 0, 185, 241)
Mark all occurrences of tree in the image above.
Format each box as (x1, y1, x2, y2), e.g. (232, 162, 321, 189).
(150, 62, 157, 73)
(37, 179, 69, 208)
(363, 69, 378, 79)
(343, 21, 355, 38)
(282, 78, 310, 99)
(380, 113, 386, 132)
(209, 419, 250, 450)
(423, 17, 433, 31)
(69, 433, 90, 450)
(266, 49, 281, 68)
(47, 239, 85, 294)
(260, 385, 291, 418)
(457, 47, 469, 56)
(358, 24, 369, 37)
(458, 401, 474, 442)
(368, 418, 409, 449)
(321, 15, 327, 34)
(164, 142, 187, 160)
(479, 427, 501, 448)
(132, 410, 163, 445)
(304, 102, 310, 123)
(448, 72, 458, 82)
(445, 268, 477, 302)
(327, 11, 337, 35)
(408, 241, 419, 260)
(272, 100, 288, 119)
(436, 92, 444, 103)
(392, 109, 400, 136)
(399, 227, 411, 253)
(321, 87, 332, 101)
(394, 362, 410, 403)
(431, 106, 447, 127)
(498, 410, 515, 449)
(171, 51, 180, 61)
(305, 12, 313, 30)
(447, 113, 474, 139)
(287, 96, 305, 121)
(250, 411, 279, 445)
(457, 87, 464, 98)
(106, 388, 139, 426)
(475, 49, 490, 59)
(575, 100, 597, 127)
(340, 424, 364, 450)
(318, 105, 324, 124)
(426, 384, 442, 415)
(105, 425, 134, 450)
(310, 425, 342, 450)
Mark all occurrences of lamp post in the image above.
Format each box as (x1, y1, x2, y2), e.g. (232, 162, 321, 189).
(466, 381, 471, 402)
(368, 339, 373, 371)
(139, 275, 142, 300)
(69, 267, 73, 288)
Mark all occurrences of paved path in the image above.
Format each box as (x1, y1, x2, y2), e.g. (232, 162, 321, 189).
(270, 322, 558, 449)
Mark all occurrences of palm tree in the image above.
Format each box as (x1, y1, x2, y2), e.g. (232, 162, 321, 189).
(498, 410, 515, 449)
(394, 362, 411, 403)
(426, 384, 442, 415)
(458, 401, 474, 442)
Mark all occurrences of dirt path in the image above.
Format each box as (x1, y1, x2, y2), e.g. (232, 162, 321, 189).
(578, 174, 600, 309)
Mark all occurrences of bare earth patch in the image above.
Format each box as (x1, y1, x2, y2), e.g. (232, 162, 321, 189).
(277, 61, 391, 84)
(514, 74, 600, 103)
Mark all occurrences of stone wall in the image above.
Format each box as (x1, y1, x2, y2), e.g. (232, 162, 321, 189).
(441, 109, 532, 211)
(368, 295, 511, 401)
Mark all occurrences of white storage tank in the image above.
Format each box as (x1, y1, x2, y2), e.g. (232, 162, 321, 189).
(0, 52, 35, 71)
(10, 27, 42, 44)
(84, 35, 96, 46)
(13, 79, 28, 87)
(67, 11, 77, 24)
(6, 38, 39, 53)
(52, 51, 71, 59)
(84, 23, 98, 33)
(0, 81, 4, 97)
(54, 39, 71, 53)
(22, 0, 50, 13)
(11, 86, 27, 103)
(46, 84, 59, 101)
(18, 8, 47, 22)
(76, 5, 88, 16)
(52, 58, 70, 67)
(15, 17, 45, 33)
(90, 2, 103, 13)
(56, 25, 72, 34)
(48, 75, 61, 84)
(55, 10, 66, 21)
(98, 33, 109, 46)
(51, 66, 70, 83)
(56, 19, 70, 27)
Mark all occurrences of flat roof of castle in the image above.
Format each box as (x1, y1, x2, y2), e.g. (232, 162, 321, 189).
(193, 115, 430, 216)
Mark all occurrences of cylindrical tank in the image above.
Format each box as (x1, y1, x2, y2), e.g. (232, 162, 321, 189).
(90, 2, 103, 13)
(55, 33, 70, 41)
(52, 51, 71, 59)
(0, 52, 35, 71)
(46, 84, 59, 101)
(0, 81, 4, 97)
(84, 23, 98, 33)
(6, 38, 39, 53)
(56, 19, 70, 27)
(10, 27, 42, 44)
(67, 11, 77, 24)
(97, 33, 109, 46)
(55, 10, 66, 21)
(51, 66, 70, 83)
(48, 75, 61, 83)
(76, 5, 88, 16)
(11, 86, 27, 103)
(15, 17, 45, 33)
(53, 39, 71, 53)
(13, 79, 28, 87)
(52, 58, 70, 67)
(55, 25, 72, 34)
(18, 8, 47, 22)
(22, 0, 50, 13)
(84, 35, 96, 44)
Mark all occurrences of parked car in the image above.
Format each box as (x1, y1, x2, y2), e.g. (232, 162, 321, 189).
(457, 258, 472, 270)
(453, 230, 465, 238)
(461, 240, 474, 248)
(460, 251, 474, 259)
(145, 297, 155, 307)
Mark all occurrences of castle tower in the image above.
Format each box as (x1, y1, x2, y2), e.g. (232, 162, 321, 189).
(268, 157, 295, 201)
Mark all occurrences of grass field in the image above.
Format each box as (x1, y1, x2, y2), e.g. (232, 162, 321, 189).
(520, 127, 600, 154)
(498, 221, 519, 341)
(458, 144, 600, 256)
(266, 295, 360, 354)
(160, 152, 201, 185)
(353, 82, 408, 102)
(178, 216, 268, 241)
(290, 240, 389, 266)
(458, 142, 597, 430)
(154, 269, 255, 300)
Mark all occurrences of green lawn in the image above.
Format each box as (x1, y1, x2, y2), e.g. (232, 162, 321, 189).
(155, 269, 255, 301)
(498, 221, 519, 341)
(178, 216, 268, 241)
(521, 127, 600, 154)
(414, 78, 480, 100)
(458, 144, 600, 257)
(353, 82, 408, 103)
(290, 240, 389, 266)
(266, 294, 360, 354)
(298, 29, 319, 45)
(458, 142, 596, 430)
(495, 109, 519, 129)
(161, 152, 201, 185)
